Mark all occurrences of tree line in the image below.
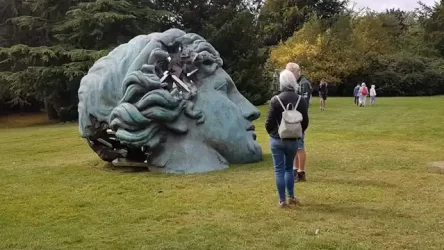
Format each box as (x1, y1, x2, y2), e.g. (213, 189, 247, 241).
(270, 1, 444, 97)
(0, 0, 443, 120)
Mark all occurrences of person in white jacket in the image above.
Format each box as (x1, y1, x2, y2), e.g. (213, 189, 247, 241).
(370, 85, 377, 105)
(358, 83, 368, 107)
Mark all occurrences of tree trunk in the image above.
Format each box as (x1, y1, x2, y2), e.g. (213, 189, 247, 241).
(44, 99, 59, 120)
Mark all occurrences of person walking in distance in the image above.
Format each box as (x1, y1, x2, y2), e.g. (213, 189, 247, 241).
(285, 62, 309, 182)
(308, 81, 313, 105)
(370, 85, 377, 105)
(265, 69, 309, 208)
(353, 83, 360, 106)
(319, 79, 328, 111)
(359, 83, 368, 107)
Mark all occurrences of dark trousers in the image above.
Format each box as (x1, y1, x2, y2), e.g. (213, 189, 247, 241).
(354, 96, 359, 105)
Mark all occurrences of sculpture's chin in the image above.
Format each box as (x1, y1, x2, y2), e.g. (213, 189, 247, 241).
(249, 140, 263, 162)
(245, 130, 262, 160)
(228, 139, 262, 164)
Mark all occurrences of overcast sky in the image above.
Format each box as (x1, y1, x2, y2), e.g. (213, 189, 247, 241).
(350, 0, 437, 12)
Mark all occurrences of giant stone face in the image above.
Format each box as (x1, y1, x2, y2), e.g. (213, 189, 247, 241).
(78, 29, 263, 173)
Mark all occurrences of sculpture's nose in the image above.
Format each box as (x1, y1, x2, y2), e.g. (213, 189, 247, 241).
(224, 73, 260, 121)
(237, 95, 260, 121)
(243, 104, 260, 121)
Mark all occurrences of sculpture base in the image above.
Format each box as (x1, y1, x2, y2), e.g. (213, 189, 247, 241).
(111, 158, 165, 173)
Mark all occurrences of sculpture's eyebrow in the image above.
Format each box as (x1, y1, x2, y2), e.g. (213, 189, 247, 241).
(214, 80, 228, 90)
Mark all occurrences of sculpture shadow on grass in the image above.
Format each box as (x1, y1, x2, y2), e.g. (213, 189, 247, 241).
(103, 163, 150, 174)
(78, 29, 263, 173)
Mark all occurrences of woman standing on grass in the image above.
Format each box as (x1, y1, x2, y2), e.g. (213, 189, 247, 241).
(265, 69, 309, 208)
(370, 85, 377, 105)
(359, 83, 368, 107)
(319, 79, 328, 111)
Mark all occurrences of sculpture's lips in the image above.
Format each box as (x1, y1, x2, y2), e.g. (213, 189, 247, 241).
(247, 124, 257, 140)
(247, 125, 255, 131)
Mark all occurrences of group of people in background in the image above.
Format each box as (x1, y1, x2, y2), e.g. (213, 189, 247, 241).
(316, 80, 378, 110)
(354, 83, 377, 107)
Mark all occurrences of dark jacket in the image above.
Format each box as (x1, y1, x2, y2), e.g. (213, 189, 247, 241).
(265, 90, 309, 138)
(353, 86, 360, 97)
(297, 75, 312, 100)
(319, 83, 328, 94)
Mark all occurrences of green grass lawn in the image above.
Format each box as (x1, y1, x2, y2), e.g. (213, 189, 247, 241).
(1, 97, 444, 250)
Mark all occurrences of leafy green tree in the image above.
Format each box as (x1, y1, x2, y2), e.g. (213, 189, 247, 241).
(423, 0, 444, 57)
(270, 10, 444, 96)
(208, 11, 271, 104)
(54, 0, 167, 49)
(0, 0, 165, 119)
(155, 0, 272, 104)
(258, 0, 347, 46)
(0, 0, 83, 117)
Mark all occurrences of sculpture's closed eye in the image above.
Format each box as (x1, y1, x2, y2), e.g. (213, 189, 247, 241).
(214, 81, 228, 92)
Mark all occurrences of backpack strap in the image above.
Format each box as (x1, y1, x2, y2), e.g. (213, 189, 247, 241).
(275, 95, 286, 110)
(294, 95, 302, 109)
(286, 103, 294, 110)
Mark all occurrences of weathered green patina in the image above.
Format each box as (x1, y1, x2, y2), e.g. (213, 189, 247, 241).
(78, 29, 262, 173)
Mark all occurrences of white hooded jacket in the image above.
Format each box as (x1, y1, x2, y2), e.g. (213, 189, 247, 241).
(370, 87, 377, 97)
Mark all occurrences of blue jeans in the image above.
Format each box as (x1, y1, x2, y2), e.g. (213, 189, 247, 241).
(270, 137, 298, 202)
(297, 134, 305, 150)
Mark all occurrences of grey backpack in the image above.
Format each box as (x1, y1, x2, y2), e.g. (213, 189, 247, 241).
(275, 95, 303, 139)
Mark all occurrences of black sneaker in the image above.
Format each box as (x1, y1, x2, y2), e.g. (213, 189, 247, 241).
(296, 171, 306, 182)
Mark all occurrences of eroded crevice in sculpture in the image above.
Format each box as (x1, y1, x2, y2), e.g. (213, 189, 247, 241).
(78, 29, 262, 173)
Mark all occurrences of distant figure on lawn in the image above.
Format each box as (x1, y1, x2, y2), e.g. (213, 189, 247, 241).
(265, 69, 309, 208)
(359, 83, 369, 107)
(319, 79, 328, 111)
(370, 85, 377, 105)
(353, 83, 360, 106)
